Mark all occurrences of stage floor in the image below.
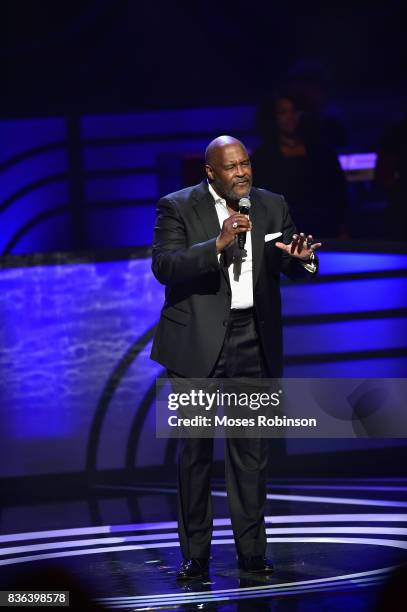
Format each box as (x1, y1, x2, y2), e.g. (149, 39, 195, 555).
(1, 479, 407, 611)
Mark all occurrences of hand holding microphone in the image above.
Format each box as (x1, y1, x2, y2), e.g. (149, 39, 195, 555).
(215, 199, 252, 254)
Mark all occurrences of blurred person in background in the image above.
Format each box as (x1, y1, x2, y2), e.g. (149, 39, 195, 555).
(375, 112, 407, 241)
(287, 57, 348, 151)
(252, 88, 349, 239)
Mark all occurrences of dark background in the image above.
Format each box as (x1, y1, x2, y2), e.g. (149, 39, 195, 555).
(3, 0, 406, 118)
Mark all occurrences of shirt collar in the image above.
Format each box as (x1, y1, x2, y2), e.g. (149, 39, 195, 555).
(207, 181, 227, 207)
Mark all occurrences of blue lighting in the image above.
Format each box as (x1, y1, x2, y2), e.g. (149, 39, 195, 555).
(83, 139, 210, 169)
(0, 258, 163, 476)
(284, 319, 407, 355)
(0, 151, 67, 203)
(285, 357, 407, 378)
(1, 182, 69, 254)
(320, 252, 407, 275)
(81, 107, 256, 139)
(86, 206, 157, 249)
(0, 118, 65, 162)
(85, 175, 157, 202)
(282, 278, 407, 315)
(0, 251, 405, 478)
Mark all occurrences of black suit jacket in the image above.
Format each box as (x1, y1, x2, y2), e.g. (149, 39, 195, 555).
(150, 180, 316, 377)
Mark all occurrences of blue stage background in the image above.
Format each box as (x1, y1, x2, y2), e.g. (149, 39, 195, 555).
(1, 107, 406, 481)
(1, 104, 400, 256)
(1, 250, 406, 479)
(1, 108, 257, 255)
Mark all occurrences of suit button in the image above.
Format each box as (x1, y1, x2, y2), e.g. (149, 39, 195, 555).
(227, 292, 231, 298)
(223, 320, 228, 327)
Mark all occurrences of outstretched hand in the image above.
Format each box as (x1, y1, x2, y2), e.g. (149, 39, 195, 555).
(275, 233, 322, 261)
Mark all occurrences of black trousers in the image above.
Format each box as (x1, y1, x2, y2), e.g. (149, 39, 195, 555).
(169, 308, 270, 560)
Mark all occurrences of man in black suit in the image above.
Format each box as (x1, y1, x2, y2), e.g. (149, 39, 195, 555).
(151, 135, 320, 579)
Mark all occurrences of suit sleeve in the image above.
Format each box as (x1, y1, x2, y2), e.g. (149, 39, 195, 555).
(152, 197, 220, 286)
(279, 196, 319, 280)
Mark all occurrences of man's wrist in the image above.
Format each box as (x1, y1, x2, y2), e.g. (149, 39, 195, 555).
(216, 236, 226, 254)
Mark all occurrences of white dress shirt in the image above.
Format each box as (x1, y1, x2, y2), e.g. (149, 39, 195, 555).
(208, 183, 253, 309)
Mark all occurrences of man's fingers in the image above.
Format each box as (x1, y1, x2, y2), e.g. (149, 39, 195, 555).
(290, 234, 298, 254)
(231, 213, 250, 222)
(227, 215, 251, 232)
(297, 233, 306, 254)
(275, 234, 322, 261)
(310, 242, 322, 251)
(229, 224, 251, 233)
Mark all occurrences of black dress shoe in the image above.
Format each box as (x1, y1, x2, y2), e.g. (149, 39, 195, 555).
(176, 558, 209, 580)
(238, 555, 274, 573)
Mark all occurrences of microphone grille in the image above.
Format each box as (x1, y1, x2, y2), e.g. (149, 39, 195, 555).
(239, 197, 251, 210)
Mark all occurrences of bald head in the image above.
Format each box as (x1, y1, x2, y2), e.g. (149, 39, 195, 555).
(205, 135, 252, 202)
(205, 135, 247, 165)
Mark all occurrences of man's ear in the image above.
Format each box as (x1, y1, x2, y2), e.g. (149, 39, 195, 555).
(205, 164, 214, 181)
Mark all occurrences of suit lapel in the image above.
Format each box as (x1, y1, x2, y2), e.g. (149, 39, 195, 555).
(192, 181, 230, 286)
(192, 181, 221, 240)
(250, 188, 267, 288)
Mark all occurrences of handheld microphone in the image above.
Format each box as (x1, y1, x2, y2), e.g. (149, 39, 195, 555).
(238, 197, 251, 249)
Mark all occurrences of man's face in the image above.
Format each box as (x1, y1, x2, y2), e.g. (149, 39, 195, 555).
(206, 144, 252, 201)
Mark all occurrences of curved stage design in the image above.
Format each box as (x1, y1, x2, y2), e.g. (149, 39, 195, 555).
(1, 480, 406, 611)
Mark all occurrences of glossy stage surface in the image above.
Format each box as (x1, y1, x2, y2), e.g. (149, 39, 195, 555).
(1, 479, 407, 611)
